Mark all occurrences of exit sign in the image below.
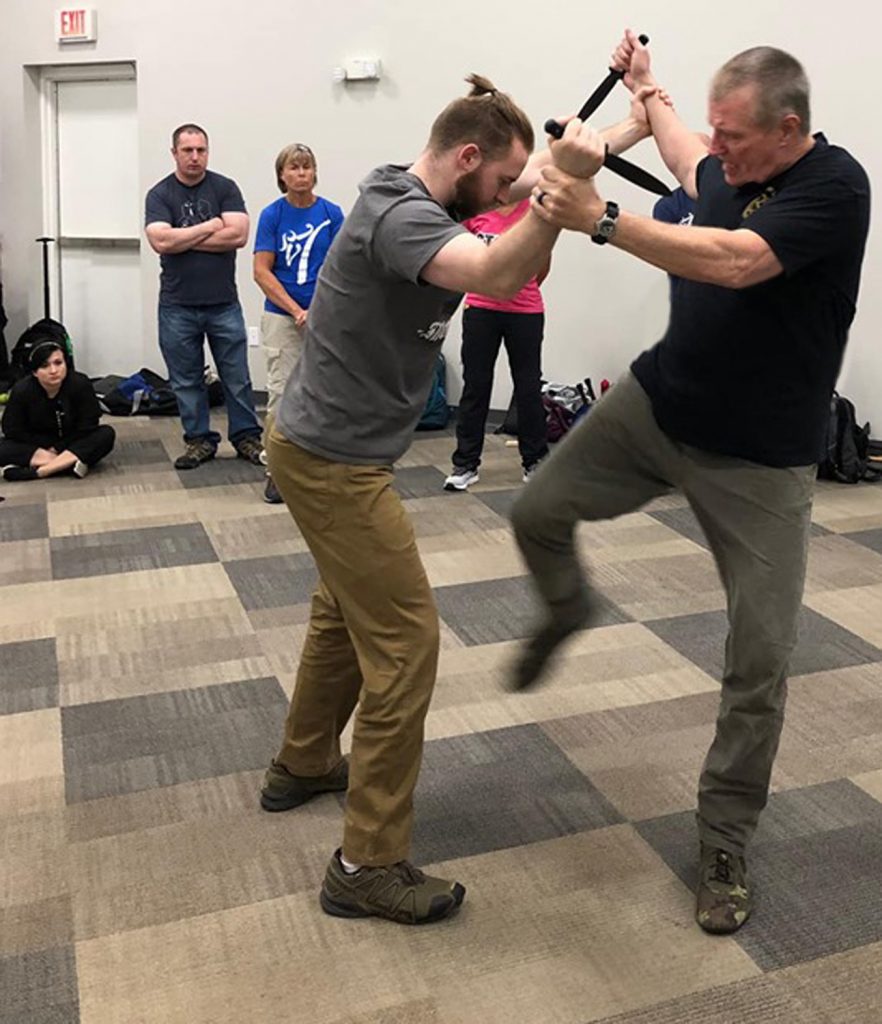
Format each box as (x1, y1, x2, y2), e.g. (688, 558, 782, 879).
(56, 8, 97, 43)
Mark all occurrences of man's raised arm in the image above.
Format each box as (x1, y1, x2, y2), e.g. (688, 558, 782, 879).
(612, 29, 708, 197)
(509, 83, 653, 201)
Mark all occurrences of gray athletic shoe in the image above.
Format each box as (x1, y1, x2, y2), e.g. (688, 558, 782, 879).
(444, 467, 479, 491)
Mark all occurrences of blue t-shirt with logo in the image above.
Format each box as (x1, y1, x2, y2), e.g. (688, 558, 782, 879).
(253, 195, 344, 314)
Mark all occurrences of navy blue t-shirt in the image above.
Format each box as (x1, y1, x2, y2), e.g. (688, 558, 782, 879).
(632, 134, 870, 467)
(652, 187, 696, 227)
(145, 170, 247, 306)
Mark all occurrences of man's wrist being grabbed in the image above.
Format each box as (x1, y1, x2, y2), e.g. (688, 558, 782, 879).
(583, 197, 607, 234)
(590, 200, 620, 244)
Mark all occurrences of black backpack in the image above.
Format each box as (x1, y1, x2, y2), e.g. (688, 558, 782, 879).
(10, 319, 74, 381)
(817, 392, 881, 483)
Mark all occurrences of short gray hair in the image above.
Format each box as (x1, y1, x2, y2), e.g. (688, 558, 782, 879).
(712, 47, 811, 134)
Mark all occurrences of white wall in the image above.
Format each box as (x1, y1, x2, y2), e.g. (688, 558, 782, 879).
(0, 1, 879, 423)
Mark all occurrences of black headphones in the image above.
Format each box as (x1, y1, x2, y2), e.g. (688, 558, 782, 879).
(28, 339, 67, 373)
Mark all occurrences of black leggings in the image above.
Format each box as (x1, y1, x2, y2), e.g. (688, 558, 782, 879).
(0, 424, 116, 468)
(452, 307, 548, 471)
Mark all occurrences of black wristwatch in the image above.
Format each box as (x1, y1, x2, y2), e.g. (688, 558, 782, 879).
(591, 201, 620, 245)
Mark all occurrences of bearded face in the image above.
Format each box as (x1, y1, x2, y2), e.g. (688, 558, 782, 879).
(450, 165, 497, 221)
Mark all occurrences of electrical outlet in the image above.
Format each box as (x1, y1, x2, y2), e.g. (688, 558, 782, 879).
(248, 326, 260, 347)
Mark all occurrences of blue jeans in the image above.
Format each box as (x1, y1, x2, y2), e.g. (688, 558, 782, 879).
(158, 302, 261, 446)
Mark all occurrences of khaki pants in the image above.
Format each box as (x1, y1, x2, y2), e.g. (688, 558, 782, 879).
(266, 428, 440, 865)
(511, 372, 815, 854)
(261, 311, 305, 445)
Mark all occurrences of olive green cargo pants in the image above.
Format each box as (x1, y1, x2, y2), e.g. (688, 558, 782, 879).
(511, 372, 815, 854)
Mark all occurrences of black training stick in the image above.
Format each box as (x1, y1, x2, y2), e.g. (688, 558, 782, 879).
(604, 151, 671, 197)
(540, 34, 672, 197)
(543, 33, 650, 140)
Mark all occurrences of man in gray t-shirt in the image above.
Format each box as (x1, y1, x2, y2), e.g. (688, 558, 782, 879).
(260, 75, 618, 926)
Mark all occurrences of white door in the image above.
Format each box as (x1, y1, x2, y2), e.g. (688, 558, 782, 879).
(44, 67, 141, 377)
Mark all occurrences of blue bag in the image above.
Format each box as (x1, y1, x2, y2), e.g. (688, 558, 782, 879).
(417, 354, 450, 430)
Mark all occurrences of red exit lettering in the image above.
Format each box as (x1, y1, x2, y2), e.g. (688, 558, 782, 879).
(61, 10, 85, 37)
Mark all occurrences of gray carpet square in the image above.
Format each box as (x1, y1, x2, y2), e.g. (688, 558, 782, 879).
(636, 779, 882, 970)
(595, 973, 805, 1024)
(473, 486, 519, 520)
(434, 575, 631, 646)
(650, 506, 830, 548)
(843, 526, 882, 555)
(646, 606, 882, 679)
(393, 465, 448, 498)
(413, 723, 623, 862)
(62, 677, 287, 803)
(112, 438, 173, 466)
(648, 506, 711, 548)
(0, 638, 58, 715)
(50, 523, 218, 580)
(224, 552, 317, 610)
(176, 456, 265, 489)
(0, 502, 49, 542)
(0, 945, 79, 1024)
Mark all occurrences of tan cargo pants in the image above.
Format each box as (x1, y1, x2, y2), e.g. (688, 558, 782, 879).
(267, 428, 440, 865)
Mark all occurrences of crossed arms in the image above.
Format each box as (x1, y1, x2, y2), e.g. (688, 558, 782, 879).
(145, 212, 249, 255)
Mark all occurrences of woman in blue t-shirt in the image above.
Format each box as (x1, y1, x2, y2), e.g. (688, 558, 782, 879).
(253, 143, 344, 503)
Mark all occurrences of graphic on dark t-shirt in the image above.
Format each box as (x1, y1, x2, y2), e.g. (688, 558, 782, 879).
(144, 170, 247, 307)
(178, 198, 214, 226)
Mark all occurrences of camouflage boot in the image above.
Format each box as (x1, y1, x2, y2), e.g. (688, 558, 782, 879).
(696, 844, 752, 934)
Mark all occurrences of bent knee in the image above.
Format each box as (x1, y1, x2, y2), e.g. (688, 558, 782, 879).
(510, 484, 546, 538)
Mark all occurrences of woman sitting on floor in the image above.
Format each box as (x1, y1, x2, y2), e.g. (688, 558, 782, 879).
(0, 339, 115, 481)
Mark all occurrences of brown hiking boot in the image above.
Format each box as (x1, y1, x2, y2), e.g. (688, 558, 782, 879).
(320, 850, 466, 925)
(696, 844, 752, 934)
(174, 439, 216, 470)
(235, 435, 264, 465)
(259, 758, 349, 812)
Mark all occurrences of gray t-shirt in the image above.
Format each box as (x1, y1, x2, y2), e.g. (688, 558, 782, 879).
(275, 164, 466, 464)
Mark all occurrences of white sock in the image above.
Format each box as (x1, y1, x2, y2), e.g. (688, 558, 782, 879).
(340, 853, 362, 874)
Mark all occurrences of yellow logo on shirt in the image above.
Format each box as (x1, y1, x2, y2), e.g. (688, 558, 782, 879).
(741, 187, 776, 219)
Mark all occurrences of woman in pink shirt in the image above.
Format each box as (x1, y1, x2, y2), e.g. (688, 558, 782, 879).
(444, 198, 549, 490)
